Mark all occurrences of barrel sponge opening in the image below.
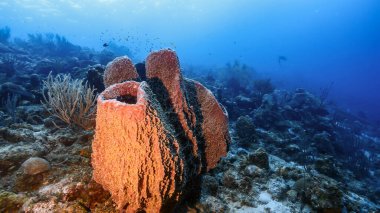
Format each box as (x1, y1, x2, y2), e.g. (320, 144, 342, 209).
(99, 81, 142, 105)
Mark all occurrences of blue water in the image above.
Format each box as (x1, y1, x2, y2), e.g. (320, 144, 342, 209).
(1, 0, 380, 121)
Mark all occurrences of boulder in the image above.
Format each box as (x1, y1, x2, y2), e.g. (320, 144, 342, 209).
(248, 148, 269, 170)
(21, 157, 50, 175)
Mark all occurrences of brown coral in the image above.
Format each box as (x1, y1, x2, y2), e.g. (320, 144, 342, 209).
(92, 49, 230, 212)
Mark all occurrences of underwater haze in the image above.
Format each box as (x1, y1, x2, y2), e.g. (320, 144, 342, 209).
(1, 0, 380, 121)
(1, 0, 379, 118)
(2, 1, 380, 212)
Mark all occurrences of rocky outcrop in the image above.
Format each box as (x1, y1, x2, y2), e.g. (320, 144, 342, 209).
(92, 49, 230, 212)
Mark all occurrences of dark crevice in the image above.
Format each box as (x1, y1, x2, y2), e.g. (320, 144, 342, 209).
(183, 79, 207, 173)
(135, 62, 146, 81)
(146, 77, 203, 212)
(116, 94, 137, 104)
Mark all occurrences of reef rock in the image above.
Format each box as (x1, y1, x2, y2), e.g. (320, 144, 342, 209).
(0, 190, 26, 212)
(21, 157, 50, 175)
(248, 148, 270, 170)
(0, 143, 47, 176)
(0, 82, 35, 100)
(236, 115, 256, 147)
(294, 176, 343, 210)
(92, 49, 230, 212)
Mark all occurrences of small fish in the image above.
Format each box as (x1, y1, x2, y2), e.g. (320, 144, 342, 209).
(278, 55, 287, 66)
(103, 43, 109, 47)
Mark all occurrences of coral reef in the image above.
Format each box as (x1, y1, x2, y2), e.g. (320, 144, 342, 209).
(236, 115, 256, 147)
(16, 33, 81, 57)
(92, 49, 230, 212)
(195, 146, 379, 212)
(86, 64, 105, 93)
(0, 29, 379, 212)
(0, 55, 16, 78)
(0, 26, 11, 44)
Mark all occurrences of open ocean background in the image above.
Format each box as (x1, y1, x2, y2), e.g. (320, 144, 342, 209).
(1, 0, 379, 122)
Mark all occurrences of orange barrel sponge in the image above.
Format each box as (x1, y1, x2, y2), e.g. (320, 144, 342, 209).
(92, 81, 183, 212)
(93, 49, 230, 212)
(189, 79, 230, 171)
(103, 56, 139, 88)
(146, 49, 201, 176)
